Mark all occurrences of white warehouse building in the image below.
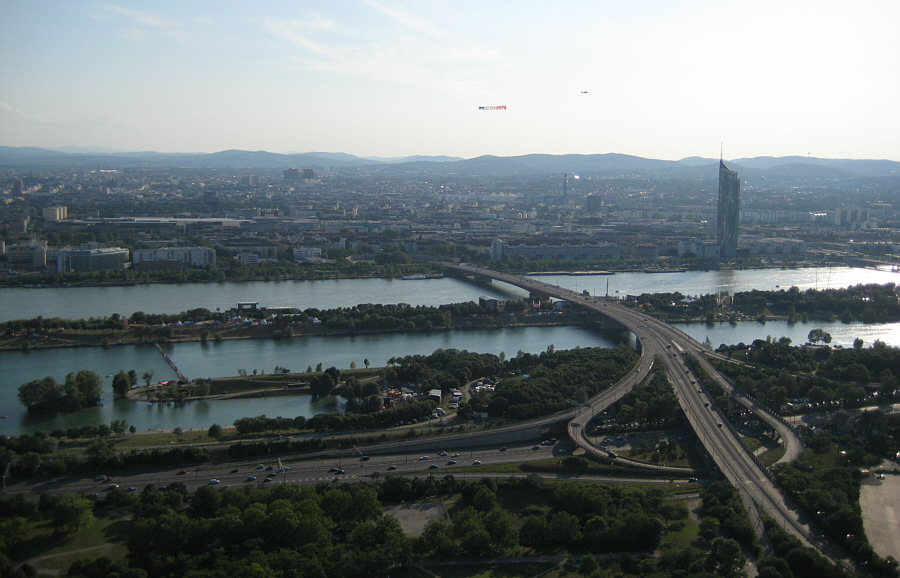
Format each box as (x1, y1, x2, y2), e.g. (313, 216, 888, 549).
(132, 246, 216, 269)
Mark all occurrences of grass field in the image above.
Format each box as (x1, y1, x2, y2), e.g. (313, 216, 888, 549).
(16, 514, 131, 570)
(758, 447, 787, 466)
(742, 437, 762, 452)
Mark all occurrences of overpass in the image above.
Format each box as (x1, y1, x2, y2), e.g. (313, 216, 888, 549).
(446, 263, 856, 570)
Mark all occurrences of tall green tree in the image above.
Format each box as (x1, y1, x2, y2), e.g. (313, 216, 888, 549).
(112, 371, 130, 399)
(52, 494, 94, 532)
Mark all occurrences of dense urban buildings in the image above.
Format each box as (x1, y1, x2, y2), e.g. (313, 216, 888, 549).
(0, 151, 898, 279)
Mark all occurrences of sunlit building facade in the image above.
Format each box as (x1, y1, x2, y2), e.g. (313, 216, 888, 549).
(716, 160, 741, 259)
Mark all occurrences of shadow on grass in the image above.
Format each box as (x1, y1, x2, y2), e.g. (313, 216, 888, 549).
(14, 522, 75, 561)
(102, 519, 133, 544)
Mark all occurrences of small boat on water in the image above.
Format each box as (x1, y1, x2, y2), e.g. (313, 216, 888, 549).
(401, 274, 444, 280)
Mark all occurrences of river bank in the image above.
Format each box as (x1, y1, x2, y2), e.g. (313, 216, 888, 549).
(0, 311, 609, 352)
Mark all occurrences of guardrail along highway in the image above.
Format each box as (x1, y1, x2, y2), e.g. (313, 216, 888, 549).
(445, 263, 855, 570)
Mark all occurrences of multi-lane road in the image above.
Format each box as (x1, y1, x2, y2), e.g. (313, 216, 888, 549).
(446, 263, 854, 570)
(5, 263, 854, 569)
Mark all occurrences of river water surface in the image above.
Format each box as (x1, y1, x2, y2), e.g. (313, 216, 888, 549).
(1, 266, 897, 435)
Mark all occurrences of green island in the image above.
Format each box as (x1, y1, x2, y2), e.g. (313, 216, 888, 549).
(3, 335, 900, 576)
(4, 282, 898, 354)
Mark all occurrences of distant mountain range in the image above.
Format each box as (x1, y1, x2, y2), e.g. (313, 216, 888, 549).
(0, 146, 897, 179)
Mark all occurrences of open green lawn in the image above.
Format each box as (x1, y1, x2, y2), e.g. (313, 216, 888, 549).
(758, 447, 787, 466)
(625, 442, 705, 469)
(742, 437, 761, 452)
(15, 514, 131, 569)
(659, 504, 700, 550)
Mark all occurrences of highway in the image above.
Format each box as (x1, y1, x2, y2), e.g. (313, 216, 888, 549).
(446, 263, 855, 570)
(4, 263, 853, 569)
(6, 442, 697, 498)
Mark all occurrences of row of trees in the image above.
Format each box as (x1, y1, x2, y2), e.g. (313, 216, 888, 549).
(713, 337, 898, 410)
(484, 345, 639, 419)
(616, 364, 682, 427)
(17, 370, 103, 414)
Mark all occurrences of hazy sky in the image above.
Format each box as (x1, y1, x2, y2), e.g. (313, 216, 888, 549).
(1, 1, 898, 160)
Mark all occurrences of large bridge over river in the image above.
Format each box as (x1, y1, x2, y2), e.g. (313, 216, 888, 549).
(445, 262, 858, 571)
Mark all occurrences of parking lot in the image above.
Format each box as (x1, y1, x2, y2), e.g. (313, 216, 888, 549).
(859, 461, 900, 560)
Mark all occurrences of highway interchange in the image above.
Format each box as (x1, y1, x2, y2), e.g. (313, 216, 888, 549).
(446, 263, 856, 571)
(5, 263, 855, 571)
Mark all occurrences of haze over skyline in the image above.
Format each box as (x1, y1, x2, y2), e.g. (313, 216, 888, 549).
(1, 1, 898, 161)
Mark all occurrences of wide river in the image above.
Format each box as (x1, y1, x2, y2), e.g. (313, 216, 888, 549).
(1, 266, 897, 435)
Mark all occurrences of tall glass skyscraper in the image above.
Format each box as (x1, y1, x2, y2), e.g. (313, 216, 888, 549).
(717, 160, 741, 259)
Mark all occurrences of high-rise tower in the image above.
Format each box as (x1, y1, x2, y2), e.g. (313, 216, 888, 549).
(717, 159, 741, 259)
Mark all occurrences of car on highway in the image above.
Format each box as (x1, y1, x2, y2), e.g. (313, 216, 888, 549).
(473, 460, 482, 465)
(177, 470, 188, 475)
(688, 477, 698, 483)
(428, 464, 439, 470)
(255, 464, 265, 470)
(419, 456, 430, 460)
(704, 402, 710, 407)
(359, 456, 370, 461)
(106, 483, 119, 490)
(246, 475, 257, 482)
(439, 451, 448, 456)
(499, 446, 507, 452)
(262, 478, 272, 484)
(230, 468, 240, 474)
(126, 487, 137, 492)
(387, 465, 397, 471)
(209, 479, 221, 485)
(267, 472, 278, 478)
(447, 460, 457, 465)
(94, 475, 107, 482)
(532, 445, 541, 450)
(329, 467, 340, 472)
(717, 423, 723, 428)
(451, 453, 460, 458)
(265, 465, 274, 470)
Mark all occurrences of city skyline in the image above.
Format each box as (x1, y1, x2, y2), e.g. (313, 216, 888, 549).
(1, 1, 899, 161)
